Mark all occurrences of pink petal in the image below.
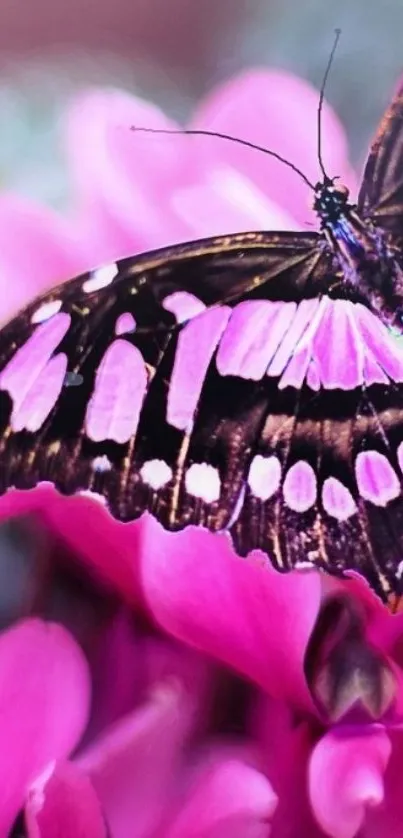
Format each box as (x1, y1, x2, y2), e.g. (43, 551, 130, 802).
(140, 516, 321, 712)
(367, 606, 403, 661)
(0, 486, 145, 606)
(140, 637, 212, 737)
(0, 194, 85, 322)
(65, 89, 192, 257)
(87, 613, 211, 745)
(171, 163, 299, 238)
(84, 607, 141, 741)
(364, 729, 403, 836)
(25, 761, 106, 838)
(252, 696, 324, 838)
(77, 672, 206, 838)
(66, 85, 299, 264)
(164, 759, 277, 838)
(308, 727, 391, 838)
(192, 70, 358, 227)
(0, 618, 91, 834)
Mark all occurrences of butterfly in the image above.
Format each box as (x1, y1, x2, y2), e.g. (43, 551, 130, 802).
(1, 71, 403, 603)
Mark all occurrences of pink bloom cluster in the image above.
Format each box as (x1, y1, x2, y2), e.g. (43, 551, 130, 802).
(0, 70, 401, 838)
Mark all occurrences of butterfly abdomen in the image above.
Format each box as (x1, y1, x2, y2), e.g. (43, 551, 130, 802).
(319, 200, 403, 332)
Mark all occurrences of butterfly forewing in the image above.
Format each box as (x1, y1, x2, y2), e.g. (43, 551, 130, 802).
(2, 223, 403, 601)
(358, 79, 403, 241)
(0, 231, 326, 521)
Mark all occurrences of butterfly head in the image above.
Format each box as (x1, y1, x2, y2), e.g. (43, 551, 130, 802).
(313, 177, 351, 228)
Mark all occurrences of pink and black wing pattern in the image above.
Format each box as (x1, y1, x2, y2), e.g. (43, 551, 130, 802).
(234, 376, 403, 599)
(2, 227, 403, 599)
(0, 229, 325, 521)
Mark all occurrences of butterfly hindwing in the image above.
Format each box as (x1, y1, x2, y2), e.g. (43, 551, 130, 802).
(232, 379, 403, 597)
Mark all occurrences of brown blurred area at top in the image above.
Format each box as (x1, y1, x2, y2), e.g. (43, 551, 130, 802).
(0, 0, 261, 98)
(1, 0, 403, 161)
(0, 0, 247, 57)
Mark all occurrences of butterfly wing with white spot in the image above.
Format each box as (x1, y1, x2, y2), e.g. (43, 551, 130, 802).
(0, 230, 323, 504)
(3, 231, 403, 599)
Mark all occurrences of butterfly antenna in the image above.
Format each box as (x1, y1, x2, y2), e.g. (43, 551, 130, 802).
(317, 28, 341, 179)
(131, 125, 316, 190)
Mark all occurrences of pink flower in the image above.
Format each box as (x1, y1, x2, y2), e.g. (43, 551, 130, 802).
(0, 69, 358, 323)
(141, 521, 403, 838)
(2, 514, 403, 837)
(64, 69, 357, 264)
(0, 70, 398, 837)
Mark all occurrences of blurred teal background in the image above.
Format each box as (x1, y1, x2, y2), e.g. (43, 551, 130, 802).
(0, 0, 401, 207)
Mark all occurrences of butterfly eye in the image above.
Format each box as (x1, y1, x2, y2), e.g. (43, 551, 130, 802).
(331, 182, 349, 201)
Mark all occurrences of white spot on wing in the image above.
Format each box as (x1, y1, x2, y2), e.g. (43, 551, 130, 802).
(185, 463, 221, 503)
(31, 300, 62, 324)
(92, 455, 112, 473)
(283, 460, 317, 512)
(248, 454, 281, 501)
(82, 263, 118, 293)
(322, 477, 357, 521)
(355, 450, 400, 506)
(140, 459, 172, 491)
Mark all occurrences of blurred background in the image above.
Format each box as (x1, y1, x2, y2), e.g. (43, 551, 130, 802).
(0, 0, 401, 209)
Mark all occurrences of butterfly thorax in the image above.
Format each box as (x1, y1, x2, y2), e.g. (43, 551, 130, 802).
(314, 178, 403, 330)
(313, 179, 373, 270)
(313, 178, 351, 228)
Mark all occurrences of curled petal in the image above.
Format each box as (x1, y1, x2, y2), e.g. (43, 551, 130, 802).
(253, 696, 324, 837)
(25, 761, 106, 838)
(0, 618, 90, 834)
(141, 517, 321, 712)
(164, 759, 277, 838)
(308, 726, 391, 838)
(364, 730, 403, 835)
